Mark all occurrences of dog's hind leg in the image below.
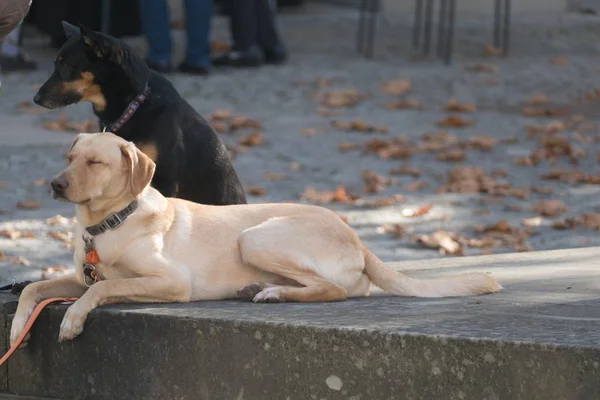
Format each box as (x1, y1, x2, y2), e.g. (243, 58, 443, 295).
(238, 214, 368, 303)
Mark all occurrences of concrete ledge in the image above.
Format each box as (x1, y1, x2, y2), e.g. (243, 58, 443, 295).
(6, 247, 600, 400)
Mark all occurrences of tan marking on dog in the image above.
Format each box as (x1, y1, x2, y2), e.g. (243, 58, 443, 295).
(62, 72, 107, 112)
(137, 143, 159, 162)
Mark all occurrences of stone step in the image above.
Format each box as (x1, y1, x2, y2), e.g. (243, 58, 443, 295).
(3, 247, 600, 400)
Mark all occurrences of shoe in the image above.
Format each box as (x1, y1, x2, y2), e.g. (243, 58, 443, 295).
(146, 61, 172, 74)
(264, 47, 287, 65)
(0, 53, 37, 72)
(178, 61, 210, 76)
(212, 46, 263, 68)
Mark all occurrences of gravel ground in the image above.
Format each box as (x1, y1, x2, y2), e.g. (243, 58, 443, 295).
(1, 4, 600, 284)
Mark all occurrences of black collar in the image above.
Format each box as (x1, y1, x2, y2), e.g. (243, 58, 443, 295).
(85, 200, 139, 236)
(103, 85, 150, 133)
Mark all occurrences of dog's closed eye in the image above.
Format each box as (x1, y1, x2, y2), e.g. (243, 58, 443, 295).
(86, 159, 103, 166)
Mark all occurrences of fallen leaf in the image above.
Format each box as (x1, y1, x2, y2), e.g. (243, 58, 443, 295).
(46, 214, 71, 225)
(444, 99, 476, 113)
(208, 109, 233, 121)
(532, 185, 553, 194)
(211, 122, 228, 133)
(230, 116, 262, 131)
(361, 170, 392, 194)
(521, 216, 543, 227)
(402, 204, 432, 218)
(551, 55, 569, 65)
(0, 229, 35, 239)
(483, 44, 503, 57)
(300, 186, 356, 204)
(380, 79, 411, 96)
(359, 194, 405, 208)
(42, 112, 97, 132)
(464, 63, 497, 73)
(412, 231, 463, 255)
(531, 200, 567, 217)
(318, 89, 365, 108)
(247, 186, 267, 196)
(437, 115, 474, 128)
(238, 132, 264, 147)
(317, 107, 340, 117)
(17, 200, 41, 210)
(403, 180, 428, 192)
(581, 213, 600, 231)
(338, 142, 360, 152)
(331, 119, 388, 134)
(263, 172, 286, 181)
(464, 135, 497, 152)
(525, 94, 551, 106)
(552, 218, 577, 230)
(521, 106, 569, 118)
(389, 164, 422, 177)
(383, 100, 424, 110)
(382, 223, 408, 238)
(32, 178, 48, 187)
(436, 149, 466, 162)
(10, 256, 30, 266)
(299, 128, 321, 137)
(0, 182, 6, 188)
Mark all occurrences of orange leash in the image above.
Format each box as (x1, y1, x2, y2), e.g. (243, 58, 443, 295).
(0, 297, 79, 367)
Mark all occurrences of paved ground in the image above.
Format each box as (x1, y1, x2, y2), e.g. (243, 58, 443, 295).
(2, 4, 600, 283)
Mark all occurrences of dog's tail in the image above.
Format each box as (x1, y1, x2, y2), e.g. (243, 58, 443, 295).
(362, 247, 502, 298)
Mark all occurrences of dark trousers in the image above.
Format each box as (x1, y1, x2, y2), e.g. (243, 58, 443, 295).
(228, 0, 284, 52)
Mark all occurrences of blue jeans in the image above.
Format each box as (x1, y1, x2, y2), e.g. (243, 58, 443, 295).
(139, 0, 213, 67)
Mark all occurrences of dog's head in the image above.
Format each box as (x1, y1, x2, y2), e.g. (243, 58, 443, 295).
(51, 132, 155, 210)
(34, 22, 149, 111)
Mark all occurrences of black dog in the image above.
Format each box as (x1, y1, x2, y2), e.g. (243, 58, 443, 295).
(34, 22, 247, 206)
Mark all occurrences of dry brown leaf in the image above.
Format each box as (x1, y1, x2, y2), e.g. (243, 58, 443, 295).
(263, 172, 286, 181)
(382, 100, 424, 110)
(464, 136, 498, 152)
(551, 218, 577, 230)
(0, 229, 35, 239)
(10, 256, 31, 266)
(211, 122, 228, 133)
(0, 182, 6, 188)
(0, 250, 4, 260)
(389, 164, 422, 177)
(300, 186, 356, 204)
(402, 204, 432, 218)
(491, 168, 508, 178)
(359, 194, 405, 208)
(531, 185, 553, 194)
(17, 100, 48, 115)
(521, 217, 543, 227)
(526, 121, 566, 136)
(444, 99, 476, 113)
(17, 200, 41, 210)
(436, 149, 466, 162)
(317, 107, 340, 117)
(318, 89, 365, 108)
(521, 107, 569, 118)
(208, 109, 233, 121)
(247, 186, 267, 197)
(299, 128, 321, 137)
(551, 55, 569, 65)
(331, 119, 388, 134)
(531, 200, 567, 217)
(338, 142, 360, 152)
(46, 215, 71, 226)
(238, 132, 264, 147)
(525, 94, 551, 106)
(541, 168, 600, 185)
(464, 63, 497, 73)
(48, 231, 74, 249)
(32, 178, 48, 187)
(382, 223, 407, 239)
(361, 170, 392, 194)
(581, 213, 600, 231)
(483, 44, 503, 57)
(380, 79, 411, 96)
(230, 116, 262, 131)
(43, 113, 98, 133)
(403, 180, 428, 192)
(437, 116, 473, 128)
(413, 231, 463, 255)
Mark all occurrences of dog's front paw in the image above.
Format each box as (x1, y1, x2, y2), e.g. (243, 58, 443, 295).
(253, 287, 285, 303)
(10, 314, 31, 348)
(58, 304, 88, 342)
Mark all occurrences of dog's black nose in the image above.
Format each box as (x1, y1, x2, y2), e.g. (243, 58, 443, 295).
(50, 177, 69, 193)
(33, 93, 42, 105)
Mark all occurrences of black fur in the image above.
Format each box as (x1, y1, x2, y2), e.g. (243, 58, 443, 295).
(34, 22, 247, 206)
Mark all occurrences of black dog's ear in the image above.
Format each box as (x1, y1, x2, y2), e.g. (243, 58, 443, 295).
(78, 24, 123, 64)
(61, 21, 80, 40)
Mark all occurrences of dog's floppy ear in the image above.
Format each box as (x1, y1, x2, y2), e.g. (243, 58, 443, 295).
(62, 21, 80, 40)
(78, 24, 123, 64)
(120, 142, 156, 197)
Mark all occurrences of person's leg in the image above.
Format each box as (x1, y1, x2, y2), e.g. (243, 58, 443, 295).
(179, 0, 212, 74)
(212, 0, 263, 67)
(255, 0, 287, 64)
(0, 23, 36, 72)
(138, 0, 172, 72)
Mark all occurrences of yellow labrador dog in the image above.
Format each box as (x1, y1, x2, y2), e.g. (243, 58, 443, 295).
(11, 132, 501, 345)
